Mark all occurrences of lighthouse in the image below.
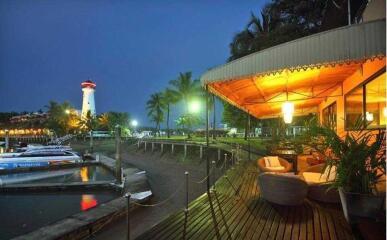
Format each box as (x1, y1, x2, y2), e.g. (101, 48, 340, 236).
(81, 79, 96, 118)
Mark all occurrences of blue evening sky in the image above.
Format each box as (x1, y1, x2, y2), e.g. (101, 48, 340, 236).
(0, 0, 267, 127)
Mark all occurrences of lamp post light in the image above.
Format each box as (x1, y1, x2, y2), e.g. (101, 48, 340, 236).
(65, 109, 71, 115)
(282, 101, 294, 124)
(188, 100, 201, 114)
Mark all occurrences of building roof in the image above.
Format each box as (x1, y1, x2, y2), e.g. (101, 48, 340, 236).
(200, 19, 386, 118)
(81, 79, 96, 89)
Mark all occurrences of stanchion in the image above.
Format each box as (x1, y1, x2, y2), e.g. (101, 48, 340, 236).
(125, 193, 131, 240)
(224, 153, 228, 170)
(211, 160, 216, 192)
(185, 171, 189, 213)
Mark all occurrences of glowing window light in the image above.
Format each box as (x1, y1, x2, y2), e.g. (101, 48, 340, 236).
(365, 112, 374, 122)
(384, 107, 387, 117)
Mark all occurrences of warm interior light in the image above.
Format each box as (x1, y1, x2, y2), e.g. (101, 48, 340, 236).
(282, 101, 294, 124)
(383, 107, 387, 117)
(366, 112, 374, 122)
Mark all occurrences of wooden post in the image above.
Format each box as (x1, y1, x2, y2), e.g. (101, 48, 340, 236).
(144, 142, 147, 151)
(161, 143, 164, 153)
(152, 142, 154, 152)
(206, 84, 210, 192)
(217, 148, 221, 161)
(171, 144, 174, 154)
(89, 130, 94, 153)
(5, 130, 9, 152)
(125, 193, 131, 240)
(199, 146, 203, 159)
(115, 125, 122, 184)
(184, 144, 187, 157)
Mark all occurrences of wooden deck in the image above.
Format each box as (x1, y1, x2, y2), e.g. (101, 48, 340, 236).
(136, 161, 352, 240)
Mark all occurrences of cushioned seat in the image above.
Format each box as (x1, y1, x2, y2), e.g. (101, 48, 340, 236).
(257, 156, 292, 173)
(258, 173, 308, 206)
(299, 164, 340, 203)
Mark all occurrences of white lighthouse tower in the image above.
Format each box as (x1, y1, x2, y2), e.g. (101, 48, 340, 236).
(81, 79, 96, 118)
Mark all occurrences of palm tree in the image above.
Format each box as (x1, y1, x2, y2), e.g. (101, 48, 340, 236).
(163, 88, 179, 138)
(146, 93, 166, 136)
(98, 113, 110, 131)
(168, 72, 201, 113)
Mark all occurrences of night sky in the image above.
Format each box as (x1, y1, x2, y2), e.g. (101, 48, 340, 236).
(0, 0, 267, 127)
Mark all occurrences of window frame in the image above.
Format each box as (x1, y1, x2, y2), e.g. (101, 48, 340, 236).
(322, 101, 337, 131)
(344, 68, 386, 131)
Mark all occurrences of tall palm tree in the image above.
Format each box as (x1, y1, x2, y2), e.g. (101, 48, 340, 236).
(146, 93, 166, 135)
(163, 88, 179, 138)
(168, 72, 201, 113)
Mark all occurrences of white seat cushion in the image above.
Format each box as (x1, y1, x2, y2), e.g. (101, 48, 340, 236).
(266, 166, 285, 171)
(266, 156, 281, 167)
(302, 172, 326, 184)
(264, 157, 270, 167)
(321, 166, 336, 181)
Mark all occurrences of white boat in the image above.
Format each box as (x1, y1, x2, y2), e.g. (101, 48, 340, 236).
(0, 150, 81, 170)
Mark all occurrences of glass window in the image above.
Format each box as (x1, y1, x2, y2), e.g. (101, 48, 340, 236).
(345, 86, 363, 130)
(322, 102, 337, 131)
(365, 72, 386, 128)
(345, 71, 386, 130)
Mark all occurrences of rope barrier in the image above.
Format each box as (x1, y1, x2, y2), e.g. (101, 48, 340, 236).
(189, 166, 214, 184)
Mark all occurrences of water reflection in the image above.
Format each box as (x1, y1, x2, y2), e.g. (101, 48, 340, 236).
(81, 194, 97, 211)
(0, 165, 115, 186)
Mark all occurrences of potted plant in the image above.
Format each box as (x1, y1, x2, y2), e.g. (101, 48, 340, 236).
(304, 118, 386, 223)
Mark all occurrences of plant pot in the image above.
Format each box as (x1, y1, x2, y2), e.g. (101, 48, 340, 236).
(338, 187, 385, 223)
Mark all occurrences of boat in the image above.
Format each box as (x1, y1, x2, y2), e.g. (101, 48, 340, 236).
(0, 149, 81, 170)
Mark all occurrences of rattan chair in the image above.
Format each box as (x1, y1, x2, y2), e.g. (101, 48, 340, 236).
(257, 157, 293, 173)
(258, 173, 308, 206)
(299, 164, 340, 203)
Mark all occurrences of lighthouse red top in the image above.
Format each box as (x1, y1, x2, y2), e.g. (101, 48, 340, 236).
(81, 79, 96, 89)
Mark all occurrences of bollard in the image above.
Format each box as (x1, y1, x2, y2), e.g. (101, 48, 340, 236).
(217, 149, 221, 161)
(152, 142, 154, 152)
(115, 125, 122, 184)
(5, 130, 9, 152)
(137, 141, 140, 149)
(161, 143, 164, 153)
(144, 142, 147, 151)
(171, 144, 174, 154)
(185, 171, 189, 212)
(184, 144, 187, 157)
(125, 193, 131, 240)
(199, 146, 203, 159)
(224, 153, 228, 169)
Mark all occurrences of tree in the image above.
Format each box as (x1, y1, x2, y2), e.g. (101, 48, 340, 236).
(228, 0, 333, 61)
(45, 101, 75, 136)
(79, 110, 97, 133)
(98, 112, 130, 131)
(163, 88, 179, 138)
(146, 93, 166, 135)
(168, 72, 202, 113)
(175, 113, 202, 139)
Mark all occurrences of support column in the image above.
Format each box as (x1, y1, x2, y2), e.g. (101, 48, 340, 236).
(205, 84, 210, 192)
(115, 125, 122, 184)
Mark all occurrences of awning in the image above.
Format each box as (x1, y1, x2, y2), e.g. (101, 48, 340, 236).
(201, 19, 386, 118)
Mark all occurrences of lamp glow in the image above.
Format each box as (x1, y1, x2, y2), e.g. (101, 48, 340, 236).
(383, 107, 387, 117)
(282, 101, 294, 124)
(283, 113, 293, 124)
(189, 100, 201, 114)
(65, 109, 70, 114)
(365, 112, 374, 122)
(131, 120, 138, 127)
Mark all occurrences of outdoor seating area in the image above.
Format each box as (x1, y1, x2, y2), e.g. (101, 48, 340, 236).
(137, 160, 353, 239)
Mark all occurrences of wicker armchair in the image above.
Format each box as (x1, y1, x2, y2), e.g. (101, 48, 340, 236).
(299, 164, 340, 203)
(258, 173, 308, 206)
(257, 157, 293, 173)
